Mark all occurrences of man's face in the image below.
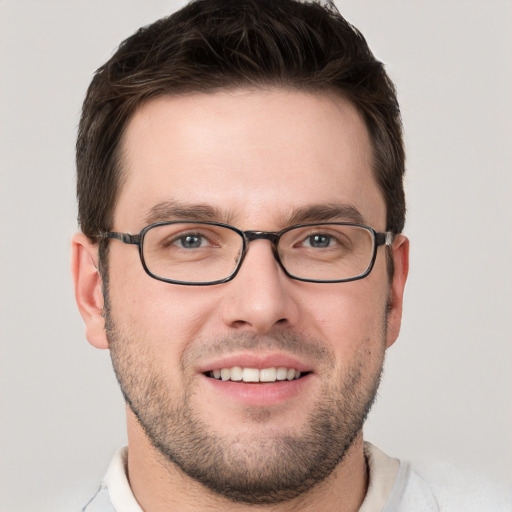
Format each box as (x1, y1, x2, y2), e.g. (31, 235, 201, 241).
(102, 89, 406, 503)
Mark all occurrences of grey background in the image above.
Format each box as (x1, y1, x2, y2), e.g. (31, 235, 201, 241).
(0, 1, 510, 511)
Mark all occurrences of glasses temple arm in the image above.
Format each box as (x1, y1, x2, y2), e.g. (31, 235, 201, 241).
(99, 232, 141, 245)
(375, 231, 395, 247)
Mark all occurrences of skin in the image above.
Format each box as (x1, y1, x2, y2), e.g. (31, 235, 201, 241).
(72, 89, 409, 512)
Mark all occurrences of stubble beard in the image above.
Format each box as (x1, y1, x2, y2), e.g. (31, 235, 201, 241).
(104, 293, 386, 505)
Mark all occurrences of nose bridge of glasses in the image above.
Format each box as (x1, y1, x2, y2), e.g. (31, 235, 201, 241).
(244, 230, 280, 245)
(241, 231, 282, 266)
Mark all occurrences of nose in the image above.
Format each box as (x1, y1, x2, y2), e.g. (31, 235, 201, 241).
(220, 239, 300, 334)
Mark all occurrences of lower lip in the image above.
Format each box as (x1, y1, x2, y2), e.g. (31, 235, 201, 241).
(201, 373, 314, 407)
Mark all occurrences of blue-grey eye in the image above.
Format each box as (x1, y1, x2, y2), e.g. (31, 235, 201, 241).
(176, 234, 205, 249)
(306, 234, 332, 248)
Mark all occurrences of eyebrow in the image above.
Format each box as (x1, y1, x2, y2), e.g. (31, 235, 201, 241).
(144, 201, 232, 225)
(282, 203, 366, 226)
(143, 201, 365, 227)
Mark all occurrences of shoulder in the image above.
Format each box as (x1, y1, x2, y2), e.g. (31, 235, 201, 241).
(82, 447, 142, 512)
(82, 483, 115, 512)
(388, 458, 511, 512)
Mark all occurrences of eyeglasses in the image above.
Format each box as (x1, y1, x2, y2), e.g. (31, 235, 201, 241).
(99, 221, 394, 286)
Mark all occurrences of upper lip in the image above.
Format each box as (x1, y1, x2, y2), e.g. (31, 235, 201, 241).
(196, 352, 314, 374)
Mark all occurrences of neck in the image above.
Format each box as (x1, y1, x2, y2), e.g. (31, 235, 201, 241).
(126, 409, 369, 512)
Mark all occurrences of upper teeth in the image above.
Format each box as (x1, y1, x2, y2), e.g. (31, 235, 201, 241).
(210, 367, 301, 382)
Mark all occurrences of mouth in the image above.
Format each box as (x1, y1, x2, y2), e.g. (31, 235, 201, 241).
(205, 366, 311, 383)
(199, 357, 315, 407)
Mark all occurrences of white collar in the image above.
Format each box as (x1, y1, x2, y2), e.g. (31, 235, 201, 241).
(359, 442, 400, 512)
(103, 446, 142, 511)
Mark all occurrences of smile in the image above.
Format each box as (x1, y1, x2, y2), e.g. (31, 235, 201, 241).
(207, 367, 305, 382)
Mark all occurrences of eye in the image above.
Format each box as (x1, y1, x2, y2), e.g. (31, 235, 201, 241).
(302, 233, 336, 248)
(173, 233, 209, 249)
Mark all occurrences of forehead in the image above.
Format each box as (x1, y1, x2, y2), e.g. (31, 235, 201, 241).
(115, 89, 385, 230)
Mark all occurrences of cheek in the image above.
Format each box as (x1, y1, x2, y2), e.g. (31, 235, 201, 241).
(108, 258, 220, 355)
(302, 279, 389, 360)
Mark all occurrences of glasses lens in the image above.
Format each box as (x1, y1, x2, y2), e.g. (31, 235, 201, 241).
(279, 224, 375, 282)
(142, 223, 243, 283)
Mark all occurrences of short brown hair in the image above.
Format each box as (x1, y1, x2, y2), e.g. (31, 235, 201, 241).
(77, 0, 405, 241)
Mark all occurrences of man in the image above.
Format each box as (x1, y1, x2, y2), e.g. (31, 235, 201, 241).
(71, 1, 509, 511)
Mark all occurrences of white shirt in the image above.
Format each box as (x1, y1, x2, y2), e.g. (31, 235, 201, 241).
(82, 443, 511, 511)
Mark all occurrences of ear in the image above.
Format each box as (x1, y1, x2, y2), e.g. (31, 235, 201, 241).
(385, 235, 409, 348)
(71, 233, 109, 349)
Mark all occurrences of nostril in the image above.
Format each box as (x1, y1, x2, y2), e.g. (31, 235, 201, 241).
(230, 319, 251, 330)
